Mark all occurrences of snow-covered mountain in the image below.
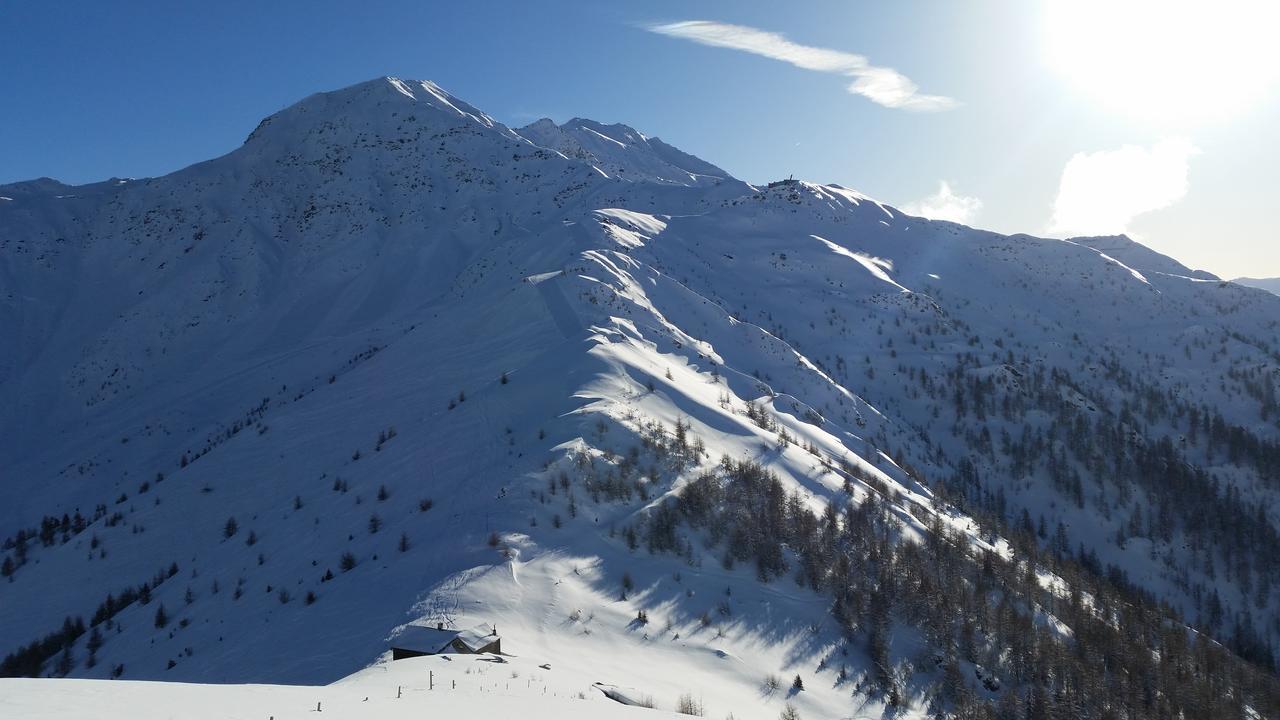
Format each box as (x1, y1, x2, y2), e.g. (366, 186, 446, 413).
(1236, 277, 1280, 296)
(515, 117, 742, 189)
(2, 77, 1279, 719)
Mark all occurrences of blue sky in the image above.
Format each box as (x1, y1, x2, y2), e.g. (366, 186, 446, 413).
(2, 0, 1277, 278)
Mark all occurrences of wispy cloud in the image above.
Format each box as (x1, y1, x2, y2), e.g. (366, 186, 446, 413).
(648, 20, 956, 111)
(1049, 138, 1199, 236)
(901, 181, 982, 224)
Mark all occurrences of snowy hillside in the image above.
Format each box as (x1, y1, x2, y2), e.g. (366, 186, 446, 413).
(0, 654, 702, 720)
(2, 77, 1279, 719)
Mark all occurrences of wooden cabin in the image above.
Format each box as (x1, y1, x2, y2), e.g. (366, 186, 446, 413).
(390, 622, 501, 659)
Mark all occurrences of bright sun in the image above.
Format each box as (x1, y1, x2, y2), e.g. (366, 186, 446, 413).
(1044, 0, 1280, 126)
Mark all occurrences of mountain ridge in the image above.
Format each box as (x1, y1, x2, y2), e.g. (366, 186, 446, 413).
(516, 115, 741, 188)
(1235, 276, 1280, 295)
(2, 76, 1279, 719)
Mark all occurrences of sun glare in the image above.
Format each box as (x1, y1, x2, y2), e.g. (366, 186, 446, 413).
(1044, 0, 1280, 126)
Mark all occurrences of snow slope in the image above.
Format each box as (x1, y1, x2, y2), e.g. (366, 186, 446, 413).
(2, 76, 1279, 718)
(0, 653, 695, 720)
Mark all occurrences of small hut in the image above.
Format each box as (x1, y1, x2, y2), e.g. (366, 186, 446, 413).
(390, 622, 501, 659)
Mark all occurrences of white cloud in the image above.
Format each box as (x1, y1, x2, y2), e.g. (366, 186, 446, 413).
(901, 182, 982, 224)
(1049, 138, 1200, 236)
(648, 21, 956, 111)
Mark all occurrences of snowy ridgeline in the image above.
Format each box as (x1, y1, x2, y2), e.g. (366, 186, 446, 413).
(1, 77, 1279, 719)
(1234, 277, 1280, 296)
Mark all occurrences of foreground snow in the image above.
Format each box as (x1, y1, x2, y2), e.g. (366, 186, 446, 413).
(0, 655, 681, 720)
(0, 651, 874, 720)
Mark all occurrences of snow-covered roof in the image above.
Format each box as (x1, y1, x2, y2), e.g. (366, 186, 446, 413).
(452, 624, 498, 651)
(391, 623, 497, 654)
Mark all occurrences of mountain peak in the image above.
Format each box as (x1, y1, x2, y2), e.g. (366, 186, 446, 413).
(1072, 234, 1219, 280)
(561, 117, 650, 144)
(516, 116, 738, 188)
(238, 77, 742, 193)
(243, 76, 524, 147)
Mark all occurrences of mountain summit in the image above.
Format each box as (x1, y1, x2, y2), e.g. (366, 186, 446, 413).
(2, 78, 1278, 719)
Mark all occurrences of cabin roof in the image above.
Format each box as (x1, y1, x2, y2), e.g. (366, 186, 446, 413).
(391, 623, 497, 654)
(453, 624, 498, 650)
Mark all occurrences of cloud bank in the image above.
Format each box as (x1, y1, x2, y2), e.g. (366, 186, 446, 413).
(901, 182, 982, 224)
(1049, 138, 1199, 236)
(648, 20, 956, 111)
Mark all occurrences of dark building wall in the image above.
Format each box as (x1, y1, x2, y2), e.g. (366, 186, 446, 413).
(391, 648, 430, 660)
(391, 635, 500, 659)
